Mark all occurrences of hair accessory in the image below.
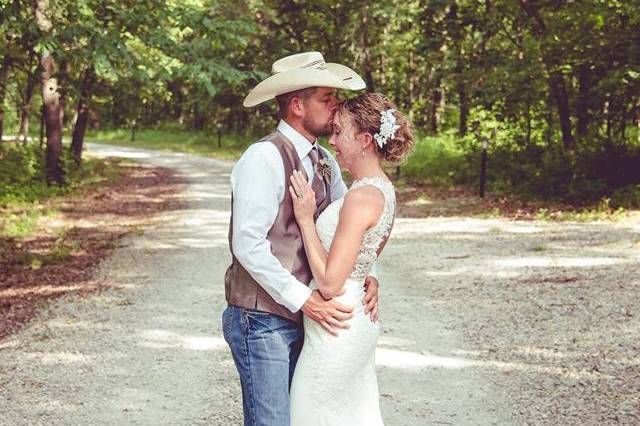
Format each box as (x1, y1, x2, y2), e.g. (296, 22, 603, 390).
(374, 109, 399, 148)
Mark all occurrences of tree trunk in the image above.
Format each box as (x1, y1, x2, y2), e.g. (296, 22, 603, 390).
(576, 64, 591, 138)
(525, 98, 532, 146)
(71, 67, 94, 165)
(58, 58, 70, 127)
(430, 80, 442, 135)
(39, 104, 45, 148)
(360, 5, 375, 92)
(548, 71, 574, 151)
(36, 0, 64, 184)
(458, 84, 468, 136)
(545, 91, 554, 145)
(619, 95, 629, 144)
(407, 51, 415, 121)
(450, 2, 468, 136)
(457, 53, 468, 136)
(41, 53, 64, 184)
(0, 57, 12, 141)
(71, 101, 89, 165)
(604, 98, 613, 149)
(520, 0, 574, 151)
(18, 67, 38, 142)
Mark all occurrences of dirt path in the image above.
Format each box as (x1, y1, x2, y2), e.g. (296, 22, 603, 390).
(0, 160, 186, 341)
(1, 144, 638, 425)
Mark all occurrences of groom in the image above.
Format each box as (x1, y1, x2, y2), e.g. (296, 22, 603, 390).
(222, 52, 380, 425)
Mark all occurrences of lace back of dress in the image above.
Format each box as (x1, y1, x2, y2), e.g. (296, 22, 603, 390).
(349, 177, 396, 280)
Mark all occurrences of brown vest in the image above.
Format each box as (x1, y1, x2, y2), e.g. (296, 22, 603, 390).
(224, 131, 333, 323)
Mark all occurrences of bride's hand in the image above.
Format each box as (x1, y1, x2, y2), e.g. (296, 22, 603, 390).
(289, 170, 316, 227)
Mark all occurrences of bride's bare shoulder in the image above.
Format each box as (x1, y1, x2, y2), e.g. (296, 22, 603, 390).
(340, 186, 385, 225)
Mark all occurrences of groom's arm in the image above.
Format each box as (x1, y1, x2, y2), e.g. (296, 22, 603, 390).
(231, 144, 311, 313)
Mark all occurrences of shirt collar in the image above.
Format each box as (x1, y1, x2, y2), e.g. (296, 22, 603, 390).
(277, 120, 317, 159)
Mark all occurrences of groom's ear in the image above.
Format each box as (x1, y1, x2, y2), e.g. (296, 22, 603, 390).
(289, 96, 306, 119)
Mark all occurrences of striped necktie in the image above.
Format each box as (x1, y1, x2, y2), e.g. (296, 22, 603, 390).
(308, 146, 327, 208)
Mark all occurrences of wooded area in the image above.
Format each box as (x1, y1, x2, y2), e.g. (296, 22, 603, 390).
(1, 0, 639, 204)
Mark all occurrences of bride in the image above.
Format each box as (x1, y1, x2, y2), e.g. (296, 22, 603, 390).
(288, 92, 414, 425)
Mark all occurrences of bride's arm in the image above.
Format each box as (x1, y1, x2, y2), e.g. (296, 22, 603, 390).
(290, 171, 383, 300)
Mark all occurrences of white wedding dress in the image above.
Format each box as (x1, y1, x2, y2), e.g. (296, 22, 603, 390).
(290, 177, 396, 426)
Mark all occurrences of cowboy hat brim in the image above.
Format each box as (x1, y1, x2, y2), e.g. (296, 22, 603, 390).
(243, 63, 366, 107)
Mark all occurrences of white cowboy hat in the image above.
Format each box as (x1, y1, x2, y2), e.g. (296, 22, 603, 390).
(243, 51, 366, 107)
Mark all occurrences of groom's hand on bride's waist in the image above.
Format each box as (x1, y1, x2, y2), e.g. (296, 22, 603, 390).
(301, 290, 353, 336)
(363, 276, 379, 323)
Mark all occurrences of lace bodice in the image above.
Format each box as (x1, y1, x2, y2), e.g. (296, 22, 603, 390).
(315, 176, 396, 281)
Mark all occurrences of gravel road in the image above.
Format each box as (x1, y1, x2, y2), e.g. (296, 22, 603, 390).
(1, 144, 638, 425)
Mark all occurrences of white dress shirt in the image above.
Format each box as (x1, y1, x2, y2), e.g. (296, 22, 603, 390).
(230, 120, 348, 313)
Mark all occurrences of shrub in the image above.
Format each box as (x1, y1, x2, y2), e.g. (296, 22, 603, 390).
(609, 184, 640, 209)
(402, 133, 471, 186)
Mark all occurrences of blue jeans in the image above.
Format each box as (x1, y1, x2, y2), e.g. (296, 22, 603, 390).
(222, 305, 303, 426)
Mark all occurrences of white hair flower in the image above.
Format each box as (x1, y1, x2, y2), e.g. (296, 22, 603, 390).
(373, 108, 400, 149)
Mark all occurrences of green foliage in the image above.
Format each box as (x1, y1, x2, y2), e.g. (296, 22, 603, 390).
(0, 142, 123, 238)
(2, 0, 639, 206)
(534, 202, 627, 223)
(0, 143, 99, 205)
(610, 185, 640, 209)
(1, 209, 42, 237)
(1, 141, 124, 196)
(0, 143, 53, 205)
(401, 133, 470, 186)
(10, 228, 80, 267)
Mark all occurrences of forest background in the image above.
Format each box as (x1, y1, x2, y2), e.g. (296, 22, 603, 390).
(1, 0, 640, 211)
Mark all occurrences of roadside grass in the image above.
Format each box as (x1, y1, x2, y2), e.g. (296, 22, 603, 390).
(10, 228, 81, 269)
(533, 205, 629, 222)
(1, 208, 56, 238)
(400, 133, 469, 186)
(1, 144, 125, 254)
(88, 128, 252, 161)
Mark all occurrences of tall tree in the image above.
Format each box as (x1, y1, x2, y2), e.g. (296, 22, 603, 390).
(520, 0, 574, 151)
(0, 57, 12, 141)
(35, 0, 64, 184)
(17, 55, 39, 141)
(70, 66, 93, 165)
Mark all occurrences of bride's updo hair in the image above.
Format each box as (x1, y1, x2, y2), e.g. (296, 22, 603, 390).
(337, 92, 414, 163)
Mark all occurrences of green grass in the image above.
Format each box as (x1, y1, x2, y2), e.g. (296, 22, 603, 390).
(88, 128, 253, 161)
(11, 228, 80, 269)
(534, 206, 628, 222)
(0, 144, 125, 238)
(400, 133, 468, 185)
(1, 209, 44, 237)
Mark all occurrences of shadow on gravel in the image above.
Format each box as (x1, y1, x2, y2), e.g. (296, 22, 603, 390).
(0, 163, 188, 341)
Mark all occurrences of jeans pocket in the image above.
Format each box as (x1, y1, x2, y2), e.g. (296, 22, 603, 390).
(245, 309, 273, 331)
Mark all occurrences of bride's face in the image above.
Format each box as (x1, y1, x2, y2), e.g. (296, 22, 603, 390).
(329, 111, 361, 171)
